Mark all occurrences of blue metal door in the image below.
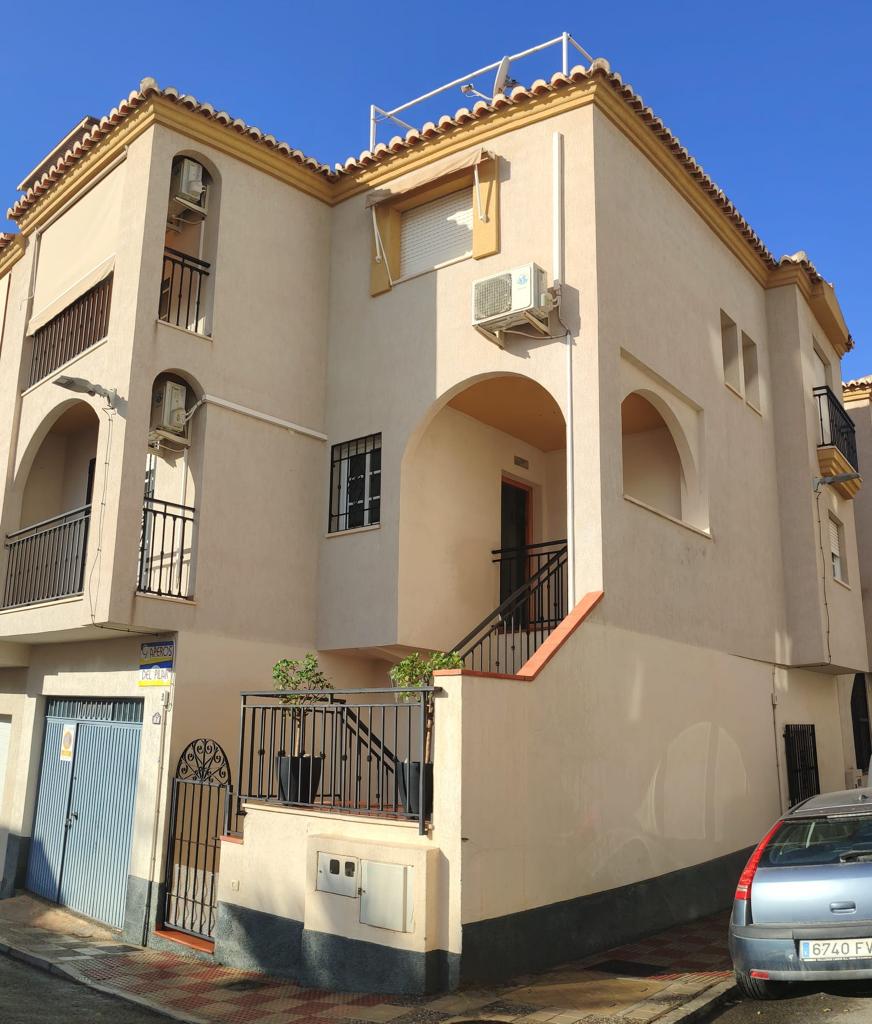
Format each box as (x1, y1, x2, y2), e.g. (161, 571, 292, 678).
(25, 719, 72, 903)
(26, 699, 142, 929)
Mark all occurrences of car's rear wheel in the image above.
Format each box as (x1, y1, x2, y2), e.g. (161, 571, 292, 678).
(735, 971, 786, 1000)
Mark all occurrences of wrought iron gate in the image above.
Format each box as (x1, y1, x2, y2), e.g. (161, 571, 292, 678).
(784, 723, 821, 807)
(163, 739, 233, 940)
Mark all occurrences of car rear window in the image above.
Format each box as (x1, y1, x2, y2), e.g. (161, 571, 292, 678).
(760, 816, 872, 867)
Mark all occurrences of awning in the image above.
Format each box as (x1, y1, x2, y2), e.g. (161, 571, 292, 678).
(28, 255, 115, 334)
(365, 147, 494, 208)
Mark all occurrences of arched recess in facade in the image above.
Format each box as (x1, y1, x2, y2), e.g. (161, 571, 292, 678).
(138, 369, 205, 600)
(398, 372, 567, 654)
(620, 388, 705, 529)
(160, 150, 221, 336)
(2, 400, 101, 608)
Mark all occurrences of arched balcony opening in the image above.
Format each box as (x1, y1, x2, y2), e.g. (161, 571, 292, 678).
(159, 155, 220, 335)
(137, 371, 203, 600)
(3, 402, 99, 607)
(621, 392, 686, 521)
(399, 374, 567, 670)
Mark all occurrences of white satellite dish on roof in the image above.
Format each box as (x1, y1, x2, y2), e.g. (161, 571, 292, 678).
(493, 56, 517, 98)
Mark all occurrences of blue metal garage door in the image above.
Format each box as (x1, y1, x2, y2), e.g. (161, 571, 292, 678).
(25, 698, 142, 929)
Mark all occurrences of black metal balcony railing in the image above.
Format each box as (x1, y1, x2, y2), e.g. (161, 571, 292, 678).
(2, 505, 91, 608)
(159, 248, 210, 333)
(455, 541, 569, 675)
(28, 275, 113, 388)
(814, 385, 858, 471)
(137, 497, 196, 599)
(237, 688, 436, 835)
(494, 539, 568, 626)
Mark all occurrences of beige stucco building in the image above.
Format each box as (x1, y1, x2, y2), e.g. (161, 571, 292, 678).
(0, 56, 868, 992)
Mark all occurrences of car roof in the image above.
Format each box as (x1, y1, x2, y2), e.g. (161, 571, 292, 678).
(787, 788, 872, 818)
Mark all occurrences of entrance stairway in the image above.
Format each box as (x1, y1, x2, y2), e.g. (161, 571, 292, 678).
(454, 541, 569, 674)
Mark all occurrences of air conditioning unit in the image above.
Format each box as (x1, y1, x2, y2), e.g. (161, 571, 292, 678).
(154, 381, 188, 434)
(168, 158, 207, 223)
(472, 263, 553, 343)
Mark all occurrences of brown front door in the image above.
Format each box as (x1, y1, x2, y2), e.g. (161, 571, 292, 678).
(500, 481, 529, 606)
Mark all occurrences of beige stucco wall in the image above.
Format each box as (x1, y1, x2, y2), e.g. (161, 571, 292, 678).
(319, 104, 599, 652)
(441, 606, 850, 928)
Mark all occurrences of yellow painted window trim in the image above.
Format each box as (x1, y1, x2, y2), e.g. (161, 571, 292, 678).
(370, 157, 500, 296)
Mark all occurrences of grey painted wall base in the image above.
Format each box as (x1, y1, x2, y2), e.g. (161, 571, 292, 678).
(0, 834, 30, 899)
(214, 901, 457, 994)
(214, 902, 303, 978)
(460, 845, 752, 984)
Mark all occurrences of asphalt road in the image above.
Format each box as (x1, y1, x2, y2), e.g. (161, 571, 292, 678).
(0, 953, 170, 1023)
(703, 983, 872, 1023)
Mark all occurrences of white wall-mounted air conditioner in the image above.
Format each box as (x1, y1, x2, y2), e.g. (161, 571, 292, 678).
(154, 381, 188, 434)
(169, 158, 208, 222)
(471, 263, 553, 343)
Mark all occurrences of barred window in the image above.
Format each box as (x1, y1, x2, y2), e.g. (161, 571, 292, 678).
(329, 434, 381, 533)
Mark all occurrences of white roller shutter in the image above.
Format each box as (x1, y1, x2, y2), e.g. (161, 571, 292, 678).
(0, 716, 10, 809)
(399, 188, 473, 279)
(830, 515, 844, 581)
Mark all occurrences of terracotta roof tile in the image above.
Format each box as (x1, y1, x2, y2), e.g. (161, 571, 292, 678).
(7, 78, 336, 221)
(2, 64, 832, 299)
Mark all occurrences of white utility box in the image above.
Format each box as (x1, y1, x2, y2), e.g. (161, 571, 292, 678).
(316, 852, 359, 898)
(359, 861, 414, 932)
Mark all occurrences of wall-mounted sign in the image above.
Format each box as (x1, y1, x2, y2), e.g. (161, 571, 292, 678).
(139, 640, 175, 687)
(59, 723, 76, 762)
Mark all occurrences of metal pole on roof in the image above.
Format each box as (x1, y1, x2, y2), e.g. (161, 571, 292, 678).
(369, 105, 376, 152)
(562, 32, 569, 75)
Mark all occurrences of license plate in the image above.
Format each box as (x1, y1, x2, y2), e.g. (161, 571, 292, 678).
(800, 938, 872, 961)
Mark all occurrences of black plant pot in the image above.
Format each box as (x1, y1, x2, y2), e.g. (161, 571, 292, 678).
(276, 755, 323, 804)
(397, 761, 433, 818)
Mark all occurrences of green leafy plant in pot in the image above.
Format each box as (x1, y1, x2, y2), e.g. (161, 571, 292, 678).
(388, 650, 461, 817)
(272, 653, 332, 804)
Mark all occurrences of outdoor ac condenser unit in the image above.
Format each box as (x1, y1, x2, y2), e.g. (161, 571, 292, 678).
(471, 263, 553, 343)
(155, 381, 188, 434)
(168, 158, 207, 223)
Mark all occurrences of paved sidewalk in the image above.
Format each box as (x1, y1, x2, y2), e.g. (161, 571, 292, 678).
(0, 895, 735, 1024)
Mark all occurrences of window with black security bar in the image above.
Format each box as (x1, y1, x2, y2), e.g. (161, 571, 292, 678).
(329, 434, 381, 533)
(784, 723, 821, 807)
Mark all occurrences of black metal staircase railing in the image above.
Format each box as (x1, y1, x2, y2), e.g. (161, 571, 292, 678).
(236, 688, 435, 833)
(455, 542, 569, 675)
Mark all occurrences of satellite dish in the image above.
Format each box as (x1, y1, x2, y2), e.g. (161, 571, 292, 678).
(493, 57, 513, 98)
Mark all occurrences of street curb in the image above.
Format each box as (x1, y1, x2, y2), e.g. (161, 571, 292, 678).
(654, 979, 737, 1024)
(0, 940, 202, 1024)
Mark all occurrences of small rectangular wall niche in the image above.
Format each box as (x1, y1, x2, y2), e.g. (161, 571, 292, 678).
(742, 332, 760, 409)
(721, 311, 741, 394)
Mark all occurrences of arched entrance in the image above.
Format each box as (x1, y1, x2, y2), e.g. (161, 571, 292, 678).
(399, 374, 567, 664)
(4, 402, 99, 608)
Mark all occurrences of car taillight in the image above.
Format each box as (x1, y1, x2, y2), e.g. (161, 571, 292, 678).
(735, 820, 783, 901)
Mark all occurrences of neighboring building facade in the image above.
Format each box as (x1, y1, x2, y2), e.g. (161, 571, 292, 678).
(0, 58, 867, 991)
(843, 376, 872, 782)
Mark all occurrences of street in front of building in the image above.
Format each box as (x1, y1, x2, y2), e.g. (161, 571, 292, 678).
(0, 955, 168, 1024)
(702, 986, 872, 1024)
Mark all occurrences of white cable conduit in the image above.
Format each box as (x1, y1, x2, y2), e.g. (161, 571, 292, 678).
(553, 131, 576, 607)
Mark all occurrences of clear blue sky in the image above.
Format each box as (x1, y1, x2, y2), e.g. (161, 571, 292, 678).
(2, 1, 869, 376)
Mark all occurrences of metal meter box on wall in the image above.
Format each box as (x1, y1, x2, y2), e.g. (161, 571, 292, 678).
(360, 861, 414, 933)
(316, 852, 359, 898)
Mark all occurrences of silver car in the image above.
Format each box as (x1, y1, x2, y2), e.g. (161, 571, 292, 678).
(729, 787, 872, 999)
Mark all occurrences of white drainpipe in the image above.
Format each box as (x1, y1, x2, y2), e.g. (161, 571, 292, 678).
(553, 131, 576, 607)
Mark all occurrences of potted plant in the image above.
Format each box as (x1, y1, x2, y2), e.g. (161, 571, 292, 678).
(388, 650, 461, 816)
(272, 653, 333, 804)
